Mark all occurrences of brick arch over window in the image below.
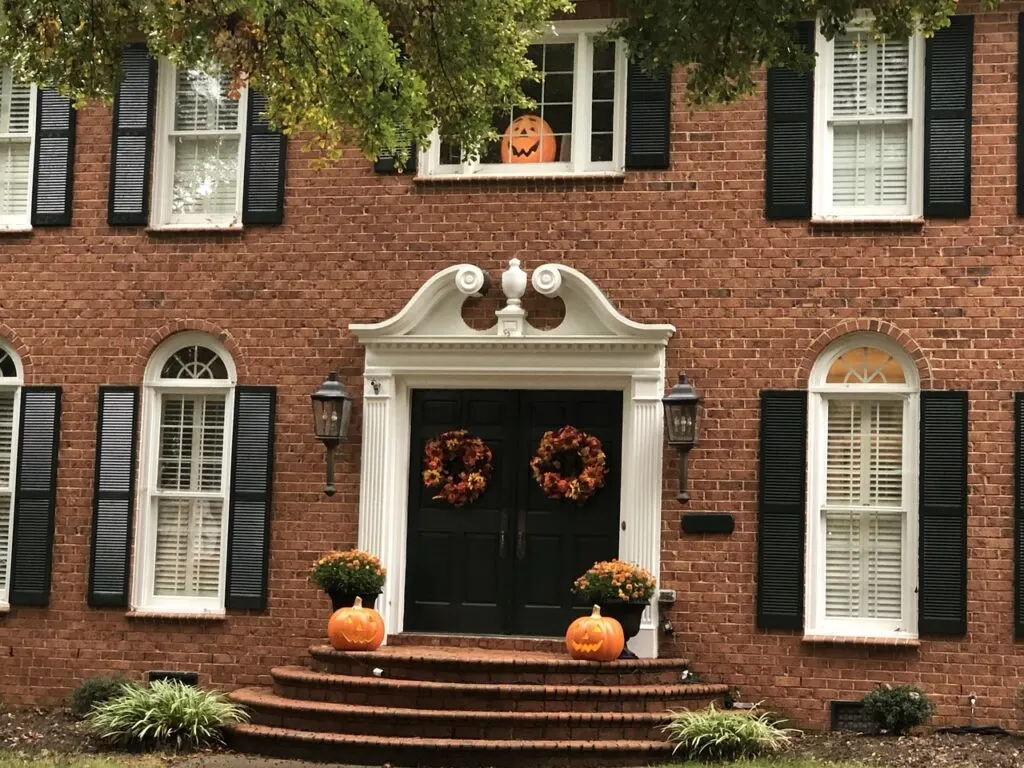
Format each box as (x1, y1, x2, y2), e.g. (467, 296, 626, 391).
(0, 325, 30, 380)
(798, 319, 931, 389)
(132, 320, 247, 381)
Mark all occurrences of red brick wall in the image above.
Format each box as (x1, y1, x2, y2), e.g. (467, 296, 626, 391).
(1, 0, 1022, 730)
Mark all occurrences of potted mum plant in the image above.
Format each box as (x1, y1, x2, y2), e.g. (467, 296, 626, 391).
(310, 549, 386, 612)
(571, 559, 656, 658)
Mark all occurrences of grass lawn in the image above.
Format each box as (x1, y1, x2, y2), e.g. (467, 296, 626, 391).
(663, 760, 869, 768)
(0, 755, 164, 768)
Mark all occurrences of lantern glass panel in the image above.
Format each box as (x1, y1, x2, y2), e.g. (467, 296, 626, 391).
(666, 403, 698, 445)
(312, 397, 341, 441)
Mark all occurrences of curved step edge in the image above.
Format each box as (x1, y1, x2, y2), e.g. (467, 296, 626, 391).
(310, 645, 692, 670)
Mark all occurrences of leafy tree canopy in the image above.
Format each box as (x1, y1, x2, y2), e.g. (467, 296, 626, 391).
(0, 0, 1001, 162)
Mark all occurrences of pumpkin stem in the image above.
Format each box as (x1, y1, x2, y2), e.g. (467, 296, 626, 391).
(591, 604, 601, 617)
(353, 596, 363, 609)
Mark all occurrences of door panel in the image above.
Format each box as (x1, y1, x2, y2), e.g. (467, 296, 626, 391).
(405, 389, 622, 636)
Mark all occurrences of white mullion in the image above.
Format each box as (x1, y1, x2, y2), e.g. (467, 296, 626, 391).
(570, 31, 590, 172)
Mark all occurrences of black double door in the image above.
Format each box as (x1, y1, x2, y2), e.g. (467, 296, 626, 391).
(405, 389, 622, 637)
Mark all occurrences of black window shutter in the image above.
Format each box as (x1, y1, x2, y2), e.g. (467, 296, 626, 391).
(625, 62, 670, 170)
(31, 89, 75, 226)
(88, 387, 139, 608)
(374, 142, 417, 174)
(242, 90, 287, 225)
(1018, 13, 1024, 216)
(765, 21, 814, 220)
(1015, 394, 1024, 637)
(225, 387, 276, 610)
(9, 387, 61, 606)
(757, 390, 807, 629)
(918, 390, 968, 635)
(108, 44, 156, 226)
(924, 15, 973, 218)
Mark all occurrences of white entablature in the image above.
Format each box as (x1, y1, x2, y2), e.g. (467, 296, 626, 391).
(348, 260, 676, 657)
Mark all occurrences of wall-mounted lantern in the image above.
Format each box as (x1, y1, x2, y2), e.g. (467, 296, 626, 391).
(662, 373, 701, 503)
(310, 371, 353, 496)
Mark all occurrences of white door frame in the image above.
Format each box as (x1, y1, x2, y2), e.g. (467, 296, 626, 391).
(350, 261, 675, 657)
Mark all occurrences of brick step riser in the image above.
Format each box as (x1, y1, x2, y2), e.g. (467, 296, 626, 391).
(226, 730, 673, 768)
(246, 707, 667, 741)
(273, 681, 722, 713)
(388, 635, 565, 653)
(310, 657, 687, 686)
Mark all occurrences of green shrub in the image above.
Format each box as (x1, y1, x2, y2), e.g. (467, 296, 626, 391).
(85, 679, 249, 750)
(69, 675, 138, 718)
(661, 703, 800, 761)
(861, 683, 934, 735)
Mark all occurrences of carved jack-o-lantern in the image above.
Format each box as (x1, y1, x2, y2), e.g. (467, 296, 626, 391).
(327, 596, 386, 651)
(564, 605, 624, 661)
(500, 114, 558, 164)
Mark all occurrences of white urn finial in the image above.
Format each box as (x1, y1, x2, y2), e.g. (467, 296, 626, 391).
(501, 258, 528, 307)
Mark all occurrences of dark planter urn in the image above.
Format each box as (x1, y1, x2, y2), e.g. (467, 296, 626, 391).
(327, 591, 380, 612)
(596, 600, 648, 659)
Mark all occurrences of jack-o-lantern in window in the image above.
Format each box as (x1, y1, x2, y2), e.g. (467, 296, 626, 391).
(500, 114, 558, 164)
(564, 605, 624, 661)
(327, 596, 386, 651)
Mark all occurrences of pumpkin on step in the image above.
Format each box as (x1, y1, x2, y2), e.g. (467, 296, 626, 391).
(565, 605, 624, 661)
(327, 596, 386, 651)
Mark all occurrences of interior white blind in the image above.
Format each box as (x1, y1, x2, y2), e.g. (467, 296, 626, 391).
(823, 398, 905, 619)
(0, 69, 33, 218)
(0, 391, 15, 594)
(830, 31, 911, 209)
(170, 68, 242, 216)
(152, 394, 227, 598)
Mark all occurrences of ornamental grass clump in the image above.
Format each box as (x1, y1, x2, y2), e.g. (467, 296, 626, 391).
(861, 683, 934, 735)
(309, 548, 386, 595)
(85, 679, 249, 750)
(571, 559, 656, 603)
(661, 703, 800, 761)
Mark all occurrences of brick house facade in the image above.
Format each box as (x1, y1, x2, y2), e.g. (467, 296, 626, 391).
(1, 0, 1023, 732)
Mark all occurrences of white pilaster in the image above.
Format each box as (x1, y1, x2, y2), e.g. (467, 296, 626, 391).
(619, 371, 667, 658)
(356, 374, 402, 637)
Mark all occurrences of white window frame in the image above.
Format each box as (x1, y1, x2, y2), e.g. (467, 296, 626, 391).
(805, 333, 920, 639)
(132, 332, 236, 614)
(150, 60, 248, 230)
(0, 343, 22, 609)
(812, 16, 926, 222)
(419, 20, 628, 179)
(0, 69, 37, 232)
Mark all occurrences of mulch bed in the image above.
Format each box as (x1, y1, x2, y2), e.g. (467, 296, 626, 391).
(0, 707, 98, 756)
(793, 731, 1024, 767)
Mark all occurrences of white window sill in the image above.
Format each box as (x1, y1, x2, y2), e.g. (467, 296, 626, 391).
(147, 224, 244, 233)
(0, 224, 32, 234)
(803, 633, 920, 648)
(810, 216, 925, 227)
(416, 171, 625, 184)
(126, 610, 227, 622)
(0, 603, 9, 615)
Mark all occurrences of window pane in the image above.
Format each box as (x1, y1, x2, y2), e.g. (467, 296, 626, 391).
(496, 42, 575, 164)
(172, 136, 240, 215)
(827, 346, 906, 384)
(0, 391, 14, 489)
(153, 497, 223, 597)
(833, 32, 909, 117)
(174, 69, 239, 132)
(157, 395, 226, 492)
(0, 140, 31, 216)
(591, 42, 616, 163)
(160, 345, 229, 380)
(825, 508, 902, 619)
(1, 72, 32, 134)
(826, 399, 903, 507)
(832, 122, 908, 207)
(0, 491, 10, 595)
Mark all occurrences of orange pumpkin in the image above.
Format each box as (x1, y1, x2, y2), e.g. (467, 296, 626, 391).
(564, 605, 624, 661)
(500, 114, 558, 164)
(327, 596, 386, 651)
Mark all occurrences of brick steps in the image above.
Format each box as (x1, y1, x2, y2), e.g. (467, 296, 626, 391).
(232, 687, 668, 740)
(388, 633, 566, 652)
(226, 723, 676, 768)
(309, 644, 693, 684)
(271, 665, 728, 713)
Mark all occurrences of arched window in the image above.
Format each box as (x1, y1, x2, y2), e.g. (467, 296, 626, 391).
(0, 342, 23, 607)
(134, 333, 235, 613)
(806, 334, 919, 638)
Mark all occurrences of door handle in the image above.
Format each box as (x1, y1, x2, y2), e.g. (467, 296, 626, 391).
(516, 509, 526, 560)
(499, 511, 508, 559)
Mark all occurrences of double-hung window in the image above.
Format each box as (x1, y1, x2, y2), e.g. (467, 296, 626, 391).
(152, 63, 247, 229)
(134, 335, 235, 613)
(806, 337, 919, 638)
(420, 21, 627, 178)
(813, 17, 924, 220)
(0, 69, 35, 230)
(0, 345, 21, 607)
